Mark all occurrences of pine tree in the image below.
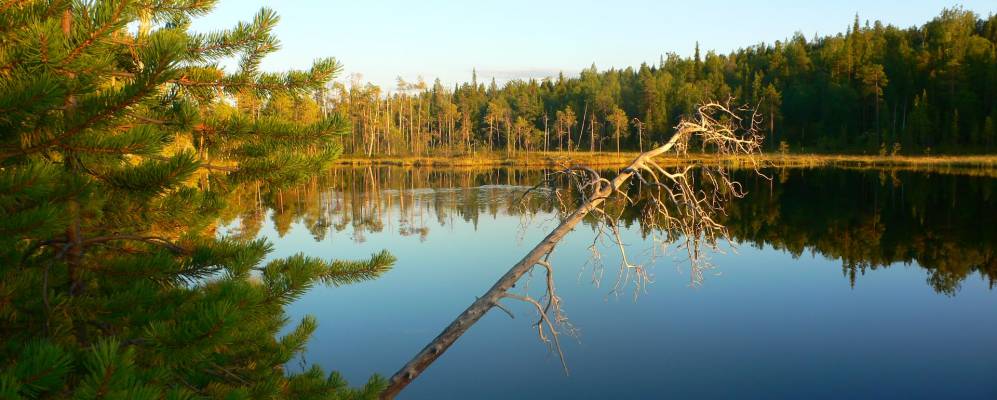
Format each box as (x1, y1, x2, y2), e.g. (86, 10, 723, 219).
(608, 106, 628, 154)
(0, 1, 393, 398)
(324, 8, 995, 155)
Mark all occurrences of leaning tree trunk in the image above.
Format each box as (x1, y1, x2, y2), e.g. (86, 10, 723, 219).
(380, 101, 763, 398)
(380, 126, 690, 399)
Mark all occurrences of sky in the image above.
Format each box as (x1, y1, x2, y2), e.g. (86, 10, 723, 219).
(189, 1, 996, 91)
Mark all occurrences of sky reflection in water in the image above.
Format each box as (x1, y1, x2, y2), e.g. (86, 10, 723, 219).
(220, 167, 997, 399)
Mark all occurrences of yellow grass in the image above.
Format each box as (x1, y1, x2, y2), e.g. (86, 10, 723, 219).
(334, 151, 997, 169)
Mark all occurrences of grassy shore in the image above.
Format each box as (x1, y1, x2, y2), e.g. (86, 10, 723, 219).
(333, 151, 997, 169)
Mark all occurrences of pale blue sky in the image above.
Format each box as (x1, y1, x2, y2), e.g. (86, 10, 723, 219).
(189, 1, 994, 90)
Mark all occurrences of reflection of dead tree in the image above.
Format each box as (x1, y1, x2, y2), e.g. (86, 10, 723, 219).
(381, 101, 764, 398)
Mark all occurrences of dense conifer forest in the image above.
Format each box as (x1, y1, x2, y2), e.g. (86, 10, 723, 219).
(325, 8, 997, 156)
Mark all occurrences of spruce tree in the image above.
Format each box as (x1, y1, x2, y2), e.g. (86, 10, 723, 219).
(0, 1, 393, 398)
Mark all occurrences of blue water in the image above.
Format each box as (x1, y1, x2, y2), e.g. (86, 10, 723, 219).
(226, 168, 997, 399)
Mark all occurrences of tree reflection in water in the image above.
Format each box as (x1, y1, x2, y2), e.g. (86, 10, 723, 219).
(218, 166, 997, 295)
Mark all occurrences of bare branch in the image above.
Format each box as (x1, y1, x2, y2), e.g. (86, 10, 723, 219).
(380, 100, 764, 398)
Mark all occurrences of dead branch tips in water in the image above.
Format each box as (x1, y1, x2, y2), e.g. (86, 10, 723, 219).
(380, 100, 765, 399)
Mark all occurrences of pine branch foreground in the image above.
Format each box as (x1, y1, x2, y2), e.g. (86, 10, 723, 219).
(1, 2, 393, 399)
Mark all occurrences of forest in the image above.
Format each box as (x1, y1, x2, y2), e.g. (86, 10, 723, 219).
(2, 0, 996, 399)
(317, 8, 997, 156)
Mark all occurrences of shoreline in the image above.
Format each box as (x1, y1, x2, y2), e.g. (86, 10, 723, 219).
(332, 152, 997, 169)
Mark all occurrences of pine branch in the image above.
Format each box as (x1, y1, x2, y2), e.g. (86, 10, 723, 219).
(186, 6, 277, 60)
(1, 3, 371, 397)
(323, 250, 396, 287)
(1, 30, 184, 160)
(99, 151, 199, 195)
(61, 0, 131, 65)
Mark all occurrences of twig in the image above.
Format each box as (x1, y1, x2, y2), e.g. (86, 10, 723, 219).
(380, 100, 764, 398)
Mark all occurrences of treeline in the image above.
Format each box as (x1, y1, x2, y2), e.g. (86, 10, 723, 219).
(319, 8, 997, 156)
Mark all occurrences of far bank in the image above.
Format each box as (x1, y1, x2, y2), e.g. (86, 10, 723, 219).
(333, 152, 997, 170)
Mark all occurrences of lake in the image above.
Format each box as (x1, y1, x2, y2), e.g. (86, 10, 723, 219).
(219, 166, 997, 399)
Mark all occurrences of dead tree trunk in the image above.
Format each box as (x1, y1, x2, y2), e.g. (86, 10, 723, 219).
(381, 128, 690, 398)
(380, 101, 763, 399)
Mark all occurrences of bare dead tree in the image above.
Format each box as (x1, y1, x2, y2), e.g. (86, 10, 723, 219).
(380, 100, 765, 398)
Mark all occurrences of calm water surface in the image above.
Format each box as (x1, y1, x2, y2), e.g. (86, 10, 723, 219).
(220, 167, 997, 399)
